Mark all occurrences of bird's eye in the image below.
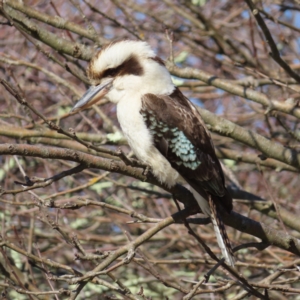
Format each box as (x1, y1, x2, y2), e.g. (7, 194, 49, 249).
(103, 67, 118, 78)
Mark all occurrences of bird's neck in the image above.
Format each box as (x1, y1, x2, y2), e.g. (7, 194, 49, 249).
(141, 60, 175, 95)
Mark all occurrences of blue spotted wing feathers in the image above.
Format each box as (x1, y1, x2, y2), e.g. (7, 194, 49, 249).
(141, 88, 232, 213)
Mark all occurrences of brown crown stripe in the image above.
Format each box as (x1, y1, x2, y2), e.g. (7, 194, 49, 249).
(88, 54, 144, 81)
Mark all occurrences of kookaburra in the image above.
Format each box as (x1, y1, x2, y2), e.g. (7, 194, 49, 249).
(71, 40, 235, 266)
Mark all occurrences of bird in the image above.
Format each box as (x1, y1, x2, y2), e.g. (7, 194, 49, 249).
(71, 40, 235, 266)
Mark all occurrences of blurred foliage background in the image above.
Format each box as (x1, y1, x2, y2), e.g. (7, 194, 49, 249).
(1, 0, 300, 299)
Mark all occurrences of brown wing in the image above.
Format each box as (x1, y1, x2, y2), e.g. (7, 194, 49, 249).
(141, 87, 232, 212)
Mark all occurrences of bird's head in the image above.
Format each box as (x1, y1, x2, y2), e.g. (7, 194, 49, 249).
(71, 40, 174, 112)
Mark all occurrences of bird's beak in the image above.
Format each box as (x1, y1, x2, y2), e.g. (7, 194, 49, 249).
(71, 79, 112, 113)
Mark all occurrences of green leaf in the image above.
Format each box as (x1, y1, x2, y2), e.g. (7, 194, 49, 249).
(89, 181, 113, 193)
(106, 131, 124, 142)
(174, 51, 188, 63)
(70, 218, 89, 229)
(192, 0, 206, 6)
(223, 159, 236, 168)
(58, 106, 70, 116)
(171, 77, 185, 87)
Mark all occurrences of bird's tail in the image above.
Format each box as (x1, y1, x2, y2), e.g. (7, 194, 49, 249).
(209, 195, 235, 266)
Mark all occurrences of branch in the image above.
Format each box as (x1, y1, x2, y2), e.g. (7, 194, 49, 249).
(1, 125, 296, 172)
(1, 143, 300, 258)
(0, 125, 127, 145)
(1, 3, 93, 60)
(0, 239, 79, 275)
(167, 63, 300, 120)
(0, 78, 138, 166)
(216, 147, 298, 172)
(198, 108, 300, 169)
(245, 0, 300, 83)
(5, 0, 105, 45)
